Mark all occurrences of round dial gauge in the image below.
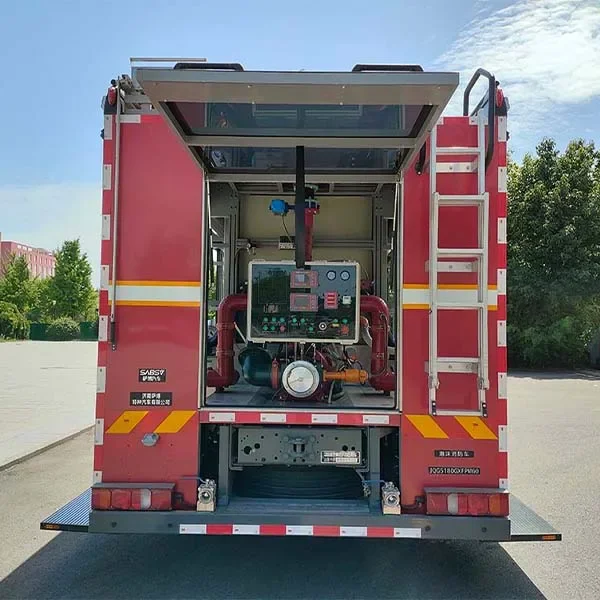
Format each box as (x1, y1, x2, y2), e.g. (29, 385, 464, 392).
(340, 270, 350, 281)
(282, 361, 320, 398)
(326, 270, 336, 281)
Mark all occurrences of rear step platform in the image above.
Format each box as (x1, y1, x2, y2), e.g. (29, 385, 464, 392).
(41, 490, 561, 541)
(41, 489, 91, 532)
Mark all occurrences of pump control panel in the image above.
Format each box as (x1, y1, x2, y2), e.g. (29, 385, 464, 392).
(247, 260, 360, 343)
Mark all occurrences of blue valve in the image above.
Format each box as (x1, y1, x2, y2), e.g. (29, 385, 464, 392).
(269, 198, 290, 216)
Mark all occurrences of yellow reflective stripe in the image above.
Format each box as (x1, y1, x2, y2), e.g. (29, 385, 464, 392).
(406, 415, 449, 439)
(455, 416, 498, 440)
(154, 410, 196, 434)
(106, 410, 148, 434)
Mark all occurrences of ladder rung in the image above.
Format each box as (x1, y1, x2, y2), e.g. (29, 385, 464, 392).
(436, 146, 481, 155)
(426, 260, 477, 273)
(435, 409, 484, 416)
(437, 194, 486, 206)
(436, 302, 486, 310)
(437, 248, 484, 258)
(435, 357, 480, 373)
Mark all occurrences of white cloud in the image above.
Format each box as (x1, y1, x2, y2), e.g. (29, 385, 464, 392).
(0, 183, 101, 284)
(436, 0, 600, 147)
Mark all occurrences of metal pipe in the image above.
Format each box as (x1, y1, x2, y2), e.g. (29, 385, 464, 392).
(295, 146, 306, 268)
(109, 80, 122, 350)
(206, 294, 247, 388)
(206, 293, 395, 392)
(360, 295, 395, 391)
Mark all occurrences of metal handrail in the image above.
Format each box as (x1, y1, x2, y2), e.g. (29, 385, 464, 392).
(352, 64, 424, 72)
(463, 68, 497, 168)
(174, 62, 244, 71)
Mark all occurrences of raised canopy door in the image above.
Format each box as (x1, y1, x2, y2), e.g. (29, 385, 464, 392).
(133, 65, 459, 182)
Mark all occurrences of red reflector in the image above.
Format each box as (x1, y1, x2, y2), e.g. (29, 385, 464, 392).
(111, 489, 132, 510)
(467, 493, 489, 516)
(489, 493, 510, 516)
(496, 87, 505, 108)
(426, 494, 448, 515)
(91, 488, 111, 510)
(151, 489, 172, 510)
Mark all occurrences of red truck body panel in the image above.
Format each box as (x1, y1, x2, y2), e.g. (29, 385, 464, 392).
(97, 114, 203, 506)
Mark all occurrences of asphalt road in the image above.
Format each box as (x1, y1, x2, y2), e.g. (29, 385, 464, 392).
(1, 372, 599, 599)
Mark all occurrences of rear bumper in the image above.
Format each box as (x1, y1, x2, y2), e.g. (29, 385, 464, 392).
(41, 490, 561, 542)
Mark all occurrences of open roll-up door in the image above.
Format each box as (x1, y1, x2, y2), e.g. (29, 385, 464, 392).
(133, 66, 458, 182)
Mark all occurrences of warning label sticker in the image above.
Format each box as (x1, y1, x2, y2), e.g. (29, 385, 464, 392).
(139, 369, 167, 383)
(428, 466, 481, 475)
(434, 449, 475, 459)
(321, 450, 361, 465)
(130, 392, 172, 407)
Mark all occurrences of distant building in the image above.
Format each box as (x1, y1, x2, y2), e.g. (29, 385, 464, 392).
(0, 233, 56, 279)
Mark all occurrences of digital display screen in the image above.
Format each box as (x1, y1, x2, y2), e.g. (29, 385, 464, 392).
(290, 293, 317, 312)
(291, 270, 319, 288)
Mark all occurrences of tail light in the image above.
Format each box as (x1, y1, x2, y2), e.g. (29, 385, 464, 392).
(426, 489, 509, 516)
(92, 485, 174, 511)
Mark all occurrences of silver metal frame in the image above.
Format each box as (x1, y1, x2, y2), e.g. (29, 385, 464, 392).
(109, 83, 122, 350)
(132, 67, 458, 178)
(427, 111, 490, 417)
(184, 134, 416, 149)
(197, 174, 210, 407)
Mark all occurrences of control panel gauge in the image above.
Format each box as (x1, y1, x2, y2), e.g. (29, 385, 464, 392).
(326, 270, 336, 281)
(340, 270, 350, 281)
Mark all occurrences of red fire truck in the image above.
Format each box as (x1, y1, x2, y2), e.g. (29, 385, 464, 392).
(42, 59, 560, 542)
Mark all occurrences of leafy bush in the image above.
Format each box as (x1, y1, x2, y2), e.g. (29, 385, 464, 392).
(46, 317, 80, 341)
(0, 301, 30, 340)
(507, 139, 600, 368)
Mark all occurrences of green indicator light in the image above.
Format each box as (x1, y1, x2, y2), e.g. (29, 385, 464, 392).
(263, 317, 269, 322)
(263, 325, 269, 331)
(271, 317, 277, 323)
(280, 317, 285, 323)
(292, 317, 297, 323)
(270, 325, 276, 331)
(342, 318, 348, 324)
(300, 318, 306, 324)
(333, 318, 338, 323)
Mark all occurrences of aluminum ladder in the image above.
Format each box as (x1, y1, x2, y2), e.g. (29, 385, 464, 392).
(428, 111, 489, 416)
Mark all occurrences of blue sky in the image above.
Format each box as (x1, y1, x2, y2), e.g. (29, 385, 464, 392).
(1, 0, 598, 282)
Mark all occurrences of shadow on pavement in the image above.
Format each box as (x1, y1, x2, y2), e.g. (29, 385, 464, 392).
(0, 532, 545, 599)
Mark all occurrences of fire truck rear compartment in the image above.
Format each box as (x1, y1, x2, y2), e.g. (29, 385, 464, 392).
(205, 185, 399, 411)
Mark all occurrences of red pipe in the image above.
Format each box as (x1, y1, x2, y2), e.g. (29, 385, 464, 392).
(359, 295, 395, 391)
(206, 294, 247, 389)
(304, 206, 318, 262)
(206, 293, 395, 392)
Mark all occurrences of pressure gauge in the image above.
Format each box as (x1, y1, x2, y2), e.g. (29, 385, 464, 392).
(282, 361, 320, 398)
(340, 270, 350, 281)
(326, 270, 336, 281)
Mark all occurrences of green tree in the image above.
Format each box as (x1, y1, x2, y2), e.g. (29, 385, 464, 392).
(0, 254, 32, 313)
(27, 277, 53, 322)
(508, 138, 600, 366)
(47, 240, 96, 321)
